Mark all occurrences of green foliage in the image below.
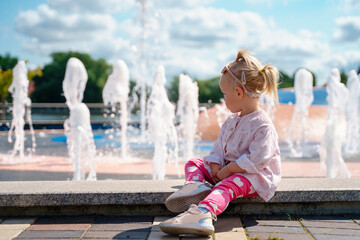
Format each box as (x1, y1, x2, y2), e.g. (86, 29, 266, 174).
(0, 53, 19, 120)
(278, 71, 293, 88)
(31, 51, 112, 103)
(340, 70, 347, 85)
(167, 75, 180, 103)
(196, 76, 222, 103)
(0, 53, 18, 71)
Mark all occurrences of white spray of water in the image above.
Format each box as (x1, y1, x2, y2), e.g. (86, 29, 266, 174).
(344, 70, 360, 154)
(260, 94, 276, 121)
(319, 68, 350, 178)
(215, 99, 231, 127)
(103, 60, 130, 159)
(176, 74, 199, 161)
(146, 66, 179, 180)
(63, 57, 96, 181)
(7, 61, 36, 158)
(286, 68, 314, 157)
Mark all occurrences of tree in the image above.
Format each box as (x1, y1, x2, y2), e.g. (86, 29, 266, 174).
(278, 71, 293, 88)
(0, 69, 13, 120)
(196, 76, 222, 103)
(0, 53, 18, 120)
(340, 70, 347, 85)
(0, 53, 18, 71)
(31, 51, 112, 103)
(167, 75, 180, 103)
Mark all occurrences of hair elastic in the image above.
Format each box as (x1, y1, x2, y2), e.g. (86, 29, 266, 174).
(260, 69, 264, 75)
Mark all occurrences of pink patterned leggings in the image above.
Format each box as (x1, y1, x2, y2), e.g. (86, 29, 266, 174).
(185, 158, 258, 215)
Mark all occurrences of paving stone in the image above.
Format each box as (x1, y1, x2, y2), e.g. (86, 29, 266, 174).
(349, 215, 360, 224)
(151, 217, 168, 232)
(246, 225, 307, 234)
(180, 235, 212, 239)
(0, 229, 24, 240)
(242, 215, 300, 228)
(254, 219, 301, 227)
(214, 217, 246, 240)
(1, 218, 36, 225)
(83, 230, 149, 239)
(300, 216, 350, 222)
(0, 218, 36, 230)
(246, 232, 313, 240)
(15, 230, 84, 238)
(307, 227, 360, 236)
(26, 223, 91, 231)
(301, 220, 360, 229)
(89, 222, 151, 231)
(94, 216, 153, 224)
(34, 216, 94, 224)
(147, 230, 180, 240)
(313, 234, 360, 240)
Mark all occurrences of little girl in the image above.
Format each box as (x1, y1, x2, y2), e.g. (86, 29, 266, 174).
(160, 49, 282, 236)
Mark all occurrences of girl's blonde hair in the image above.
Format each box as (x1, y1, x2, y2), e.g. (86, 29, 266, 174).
(226, 49, 279, 101)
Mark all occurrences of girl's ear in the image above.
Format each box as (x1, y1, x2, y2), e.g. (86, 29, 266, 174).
(235, 86, 245, 98)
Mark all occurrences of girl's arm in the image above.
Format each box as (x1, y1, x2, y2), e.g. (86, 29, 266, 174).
(216, 162, 246, 181)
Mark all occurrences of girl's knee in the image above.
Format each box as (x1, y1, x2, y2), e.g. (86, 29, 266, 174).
(184, 158, 203, 168)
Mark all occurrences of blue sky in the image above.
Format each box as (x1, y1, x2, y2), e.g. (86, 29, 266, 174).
(1, 0, 360, 85)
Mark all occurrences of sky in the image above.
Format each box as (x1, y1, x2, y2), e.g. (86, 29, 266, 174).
(0, 0, 360, 86)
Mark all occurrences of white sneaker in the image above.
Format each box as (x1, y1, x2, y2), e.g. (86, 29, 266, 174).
(160, 204, 215, 236)
(165, 182, 212, 213)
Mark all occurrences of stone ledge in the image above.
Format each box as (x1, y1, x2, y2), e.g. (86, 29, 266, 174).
(0, 178, 359, 216)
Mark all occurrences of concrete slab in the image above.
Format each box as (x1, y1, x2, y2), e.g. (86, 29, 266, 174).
(148, 217, 181, 240)
(82, 230, 149, 239)
(34, 216, 94, 224)
(214, 217, 246, 240)
(301, 220, 360, 229)
(246, 232, 313, 240)
(246, 225, 308, 234)
(307, 227, 360, 236)
(26, 223, 91, 231)
(0, 218, 35, 231)
(0, 229, 24, 240)
(16, 230, 84, 238)
(89, 222, 151, 231)
(1, 178, 360, 216)
(314, 234, 360, 240)
(147, 230, 181, 240)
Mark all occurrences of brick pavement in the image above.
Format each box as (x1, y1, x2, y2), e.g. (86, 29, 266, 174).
(1, 214, 360, 240)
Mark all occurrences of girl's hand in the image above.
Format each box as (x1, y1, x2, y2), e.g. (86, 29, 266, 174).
(217, 162, 246, 181)
(217, 166, 232, 181)
(210, 163, 222, 183)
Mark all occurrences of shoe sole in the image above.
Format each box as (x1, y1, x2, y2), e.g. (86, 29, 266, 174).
(160, 223, 214, 236)
(165, 188, 212, 213)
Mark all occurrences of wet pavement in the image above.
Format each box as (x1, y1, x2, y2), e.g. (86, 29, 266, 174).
(1, 214, 360, 240)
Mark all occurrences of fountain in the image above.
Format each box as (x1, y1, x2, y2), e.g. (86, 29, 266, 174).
(319, 68, 350, 178)
(7, 60, 36, 159)
(102, 60, 130, 159)
(176, 74, 199, 161)
(344, 70, 360, 154)
(63, 57, 97, 181)
(146, 66, 179, 180)
(286, 68, 314, 157)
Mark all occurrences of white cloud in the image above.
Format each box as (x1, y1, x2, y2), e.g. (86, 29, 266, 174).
(14, 0, 346, 86)
(47, 0, 134, 13)
(333, 16, 360, 43)
(341, 0, 360, 11)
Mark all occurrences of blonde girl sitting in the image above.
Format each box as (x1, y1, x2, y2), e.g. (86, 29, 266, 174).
(160, 49, 282, 236)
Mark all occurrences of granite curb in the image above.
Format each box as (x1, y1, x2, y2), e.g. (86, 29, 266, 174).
(0, 178, 359, 216)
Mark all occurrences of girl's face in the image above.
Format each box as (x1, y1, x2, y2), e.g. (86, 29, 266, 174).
(219, 75, 243, 113)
